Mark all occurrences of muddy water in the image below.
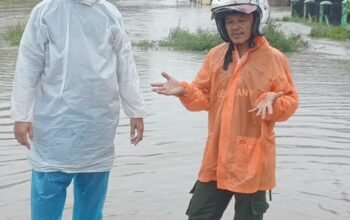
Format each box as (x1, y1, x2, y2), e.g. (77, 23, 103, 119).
(1, 1, 350, 220)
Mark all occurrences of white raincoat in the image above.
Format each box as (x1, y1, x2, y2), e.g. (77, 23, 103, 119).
(11, 0, 146, 172)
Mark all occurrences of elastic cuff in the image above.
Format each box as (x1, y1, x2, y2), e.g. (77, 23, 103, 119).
(179, 81, 190, 97)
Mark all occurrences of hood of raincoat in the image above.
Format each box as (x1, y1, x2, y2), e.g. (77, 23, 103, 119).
(77, 0, 98, 6)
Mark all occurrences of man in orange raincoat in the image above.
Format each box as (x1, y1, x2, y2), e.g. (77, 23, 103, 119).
(151, 0, 298, 219)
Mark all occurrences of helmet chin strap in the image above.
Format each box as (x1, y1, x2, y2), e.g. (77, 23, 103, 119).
(249, 34, 257, 48)
(223, 42, 234, 71)
(249, 12, 259, 48)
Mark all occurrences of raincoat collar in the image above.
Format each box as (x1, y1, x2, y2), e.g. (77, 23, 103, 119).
(252, 35, 269, 50)
(233, 36, 268, 52)
(230, 36, 268, 69)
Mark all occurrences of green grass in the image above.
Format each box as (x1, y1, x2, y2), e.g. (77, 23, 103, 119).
(281, 16, 317, 24)
(310, 24, 350, 40)
(0, 0, 17, 5)
(134, 23, 307, 52)
(157, 27, 223, 51)
(0, 0, 32, 3)
(134, 27, 222, 51)
(265, 22, 307, 52)
(4, 20, 308, 52)
(281, 16, 350, 41)
(4, 22, 25, 46)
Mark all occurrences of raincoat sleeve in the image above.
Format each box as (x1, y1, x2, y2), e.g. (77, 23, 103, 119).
(179, 54, 211, 111)
(11, 4, 47, 122)
(113, 15, 146, 118)
(257, 55, 298, 122)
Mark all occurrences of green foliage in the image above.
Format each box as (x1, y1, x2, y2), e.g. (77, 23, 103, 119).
(281, 16, 313, 24)
(265, 22, 307, 52)
(281, 16, 350, 41)
(310, 24, 350, 40)
(0, 0, 17, 5)
(132, 40, 158, 50)
(134, 24, 307, 53)
(5, 20, 308, 52)
(158, 27, 222, 51)
(4, 22, 25, 46)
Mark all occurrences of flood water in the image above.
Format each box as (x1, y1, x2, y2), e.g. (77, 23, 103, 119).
(1, 0, 350, 220)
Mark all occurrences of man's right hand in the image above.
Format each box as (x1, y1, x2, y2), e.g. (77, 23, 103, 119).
(14, 122, 33, 149)
(150, 72, 186, 97)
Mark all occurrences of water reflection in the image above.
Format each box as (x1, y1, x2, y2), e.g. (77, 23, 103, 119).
(0, 0, 350, 220)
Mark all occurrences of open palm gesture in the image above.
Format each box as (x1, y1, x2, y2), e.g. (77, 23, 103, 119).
(248, 91, 283, 119)
(151, 72, 185, 97)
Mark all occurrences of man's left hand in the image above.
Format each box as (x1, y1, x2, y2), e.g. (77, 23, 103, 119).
(248, 92, 283, 119)
(130, 118, 144, 145)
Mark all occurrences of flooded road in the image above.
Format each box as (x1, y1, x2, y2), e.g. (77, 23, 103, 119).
(1, 0, 350, 220)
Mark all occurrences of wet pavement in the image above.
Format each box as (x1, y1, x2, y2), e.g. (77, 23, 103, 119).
(0, 0, 350, 219)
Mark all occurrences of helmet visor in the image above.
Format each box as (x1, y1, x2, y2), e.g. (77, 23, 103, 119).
(224, 4, 258, 14)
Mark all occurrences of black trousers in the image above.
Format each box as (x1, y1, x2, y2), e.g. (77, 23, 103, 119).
(186, 181, 269, 220)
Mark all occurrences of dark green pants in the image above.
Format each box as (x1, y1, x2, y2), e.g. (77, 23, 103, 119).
(186, 181, 269, 220)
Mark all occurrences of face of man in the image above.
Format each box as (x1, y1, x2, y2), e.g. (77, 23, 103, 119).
(225, 13, 254, 46)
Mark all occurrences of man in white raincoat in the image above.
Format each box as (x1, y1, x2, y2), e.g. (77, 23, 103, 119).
(11, 0, 146, 219)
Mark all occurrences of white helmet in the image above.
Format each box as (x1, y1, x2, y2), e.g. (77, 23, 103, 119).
(211, 0, 271, 42)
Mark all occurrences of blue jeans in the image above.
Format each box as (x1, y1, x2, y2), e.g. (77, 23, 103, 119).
(31, 171, 110, 220)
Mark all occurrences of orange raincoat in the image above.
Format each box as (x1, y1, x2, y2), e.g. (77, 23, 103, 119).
(180, 36, 298, 193)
